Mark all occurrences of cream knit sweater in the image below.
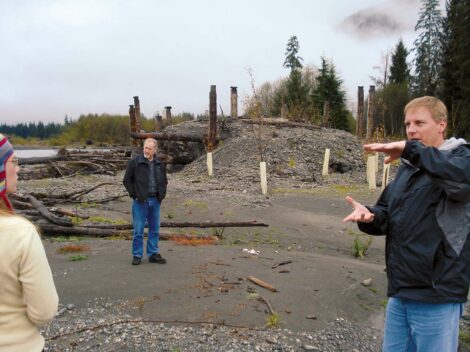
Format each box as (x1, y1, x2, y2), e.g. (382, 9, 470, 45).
(0, 216, 58, 352)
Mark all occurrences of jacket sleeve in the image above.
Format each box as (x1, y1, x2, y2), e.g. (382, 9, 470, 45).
(19, 228, 59, 327)
(357, 182, 392, 236)
(402, 141, 470, 202)
(123, 159, 136, 198)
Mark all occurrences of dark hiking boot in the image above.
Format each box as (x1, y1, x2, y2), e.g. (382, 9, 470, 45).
(132, 256, 141, 265)
(149, 253, 167, 264)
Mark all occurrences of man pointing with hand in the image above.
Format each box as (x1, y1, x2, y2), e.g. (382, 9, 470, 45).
(343, 96, 470, 352)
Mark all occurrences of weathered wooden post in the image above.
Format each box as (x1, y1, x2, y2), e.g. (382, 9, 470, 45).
(323, 100, 330, 127)
(230, 86, 238, 118)
(207, 85, 217, 176)
(154, 114, 163, 132)
(367, 155, 377, 190)
(322, 148, 330, 176)
(366, 85, 376, 139)
(165, 106, 172, 125)
(129, 105, 138, 147)
(357, 86, 365, 137)
(133, 96, 141, 133)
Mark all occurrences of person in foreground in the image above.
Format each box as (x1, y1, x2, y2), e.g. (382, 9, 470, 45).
(0, 134, 59, 352)
(343, 96, 470, 352)
(123, 138, 168, 265)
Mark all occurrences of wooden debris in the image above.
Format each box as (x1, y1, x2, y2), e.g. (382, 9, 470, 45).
(240, 118, 321, 130)
(79, 221, 268, 229)
(28, 195, 73, 227)
(258, 295, 275, 315)
(272, 260, 292, 269)
(246, 276, 277, 292)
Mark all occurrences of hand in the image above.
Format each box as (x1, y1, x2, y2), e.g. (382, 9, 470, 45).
(363, 141, 406, 164)
(342, 196, 375, 223)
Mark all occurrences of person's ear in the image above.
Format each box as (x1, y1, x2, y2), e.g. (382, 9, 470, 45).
(437, 120, 447, 135)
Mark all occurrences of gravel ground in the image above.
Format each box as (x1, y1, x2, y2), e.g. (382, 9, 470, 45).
(44, 299, 381, 352)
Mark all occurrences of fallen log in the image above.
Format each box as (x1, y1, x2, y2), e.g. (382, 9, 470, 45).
(28, 195, 73, 227)
(247, 276, 277, 292)
(39, 223, 120, 237)
(18, 156, 67, 165)
(79, 221, 269, 229)
(240, 118, 321, 130)
(131, 131, 205, 143)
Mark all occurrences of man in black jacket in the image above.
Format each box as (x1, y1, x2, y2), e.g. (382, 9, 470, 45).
(123, 138, 168, 266)
(343, 96, 469, 352)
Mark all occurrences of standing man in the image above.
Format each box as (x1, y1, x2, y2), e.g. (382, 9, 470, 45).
(343, 96, 469, 352)
(123, 138, 168, 265)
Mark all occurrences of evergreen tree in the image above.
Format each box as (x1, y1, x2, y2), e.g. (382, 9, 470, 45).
(313, 57, 350, 131)
(389, 39, 411, 84)
(439, 0, 470, 138)
(412, 0, 443, 96)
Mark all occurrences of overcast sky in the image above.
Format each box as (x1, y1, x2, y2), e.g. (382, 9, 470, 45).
(0, 0, 445, 124)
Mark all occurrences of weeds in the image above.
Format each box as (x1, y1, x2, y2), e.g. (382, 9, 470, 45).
(347, 229, 374, 258)
(380, 299, 388, 309)
(211, 227, 225, 238)
(265, 313, 281, 328)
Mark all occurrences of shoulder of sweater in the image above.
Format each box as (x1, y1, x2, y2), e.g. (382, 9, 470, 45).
(0, 215, 36, 233)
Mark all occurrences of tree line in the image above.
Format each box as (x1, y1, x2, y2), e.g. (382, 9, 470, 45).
(0, 112, 194, 146)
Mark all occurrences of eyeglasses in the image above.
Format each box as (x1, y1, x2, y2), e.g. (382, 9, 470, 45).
(7, 157, 19, 167)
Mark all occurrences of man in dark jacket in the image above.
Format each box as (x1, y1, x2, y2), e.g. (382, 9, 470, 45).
(343, 96, 469, 352)
(123, 138, 168, 265)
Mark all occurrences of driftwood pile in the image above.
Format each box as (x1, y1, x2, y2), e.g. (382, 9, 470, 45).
(18, 149, 131, 180)
(11, 183, 268, 238)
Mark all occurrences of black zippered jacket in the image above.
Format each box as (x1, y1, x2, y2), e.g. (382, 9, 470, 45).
(123, 154, 168, 203)
(359, 140, 470, 303)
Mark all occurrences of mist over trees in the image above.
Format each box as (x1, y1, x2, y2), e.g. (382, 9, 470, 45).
(370, 0, 469, 139)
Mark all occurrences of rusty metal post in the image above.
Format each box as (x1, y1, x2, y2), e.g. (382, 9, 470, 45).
(133, 96, 141, 133)
(155, 114, 163, 132)
(129, 105, 138, 147)
(165, 106, 172, 125)
(366, 85, 376, 139)
(357, 86, 364, 137)
(230, 86, 238, 118)
(208, 85, 217, 151)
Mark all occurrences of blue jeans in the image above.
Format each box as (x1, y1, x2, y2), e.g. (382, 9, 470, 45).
(383, 297, 463, 352)
(132, 197, 161, 258)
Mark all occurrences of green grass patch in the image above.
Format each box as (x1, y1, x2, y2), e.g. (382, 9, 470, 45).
(68, 254, 88, 262)
(87, 216, 128, 225)
(460, 329, 470, 349)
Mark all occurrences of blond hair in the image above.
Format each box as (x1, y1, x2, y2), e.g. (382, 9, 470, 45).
(404, 96, 448, 123)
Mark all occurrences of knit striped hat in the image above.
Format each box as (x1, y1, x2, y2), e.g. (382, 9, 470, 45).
(0, 133, 14, 211)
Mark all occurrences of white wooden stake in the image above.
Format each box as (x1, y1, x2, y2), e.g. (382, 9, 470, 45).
(207, 152, 213, 176)
(375, 152, 379, 173)
(381, 162, 390, 191)
(322, 148, 330, 176)
(260, 161, 267, 195)
(367, 155, 376, 190)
